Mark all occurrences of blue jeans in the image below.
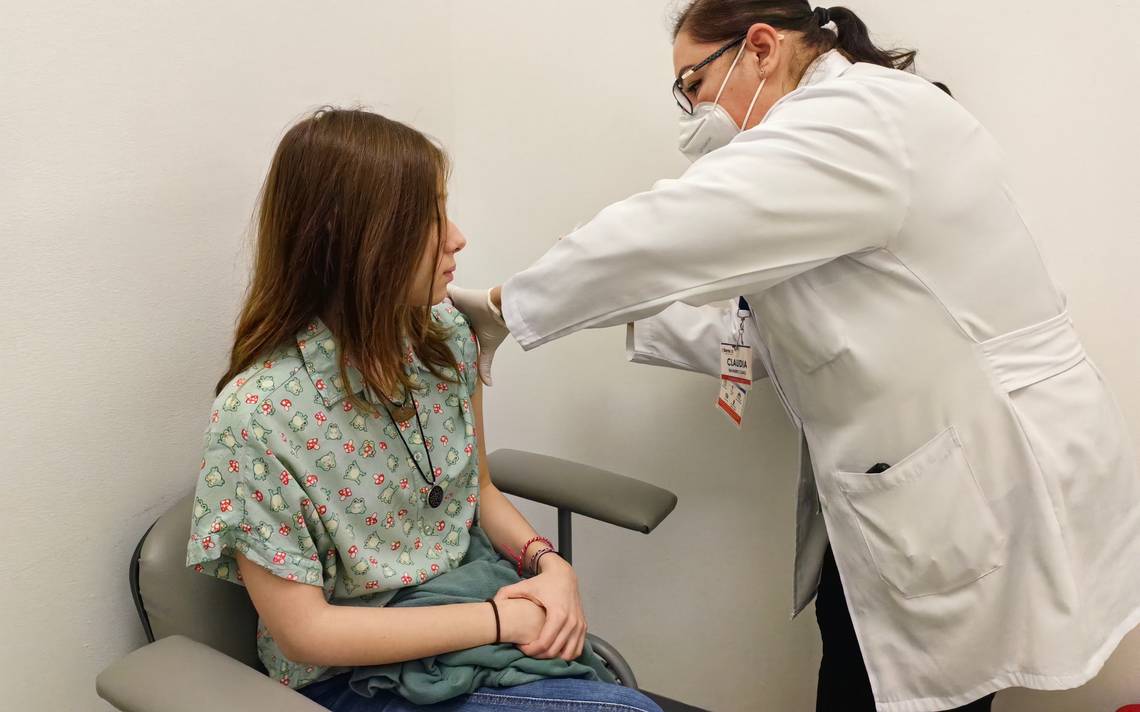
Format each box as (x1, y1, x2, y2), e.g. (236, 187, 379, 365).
(301, 673, 664, 712)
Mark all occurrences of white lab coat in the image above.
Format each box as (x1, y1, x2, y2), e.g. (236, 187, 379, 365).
(501, 51, 1140, 711)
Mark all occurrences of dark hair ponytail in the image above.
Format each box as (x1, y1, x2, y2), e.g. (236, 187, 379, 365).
(674, 1, 949, 92)
(825, 6, 914, 71)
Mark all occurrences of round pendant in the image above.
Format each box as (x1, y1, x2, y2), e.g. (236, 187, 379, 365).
(427, 485, 444, 509)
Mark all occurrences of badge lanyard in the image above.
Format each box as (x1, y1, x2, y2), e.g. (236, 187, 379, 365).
(717, 297, 754, 428)
(381, 397, 444, 508)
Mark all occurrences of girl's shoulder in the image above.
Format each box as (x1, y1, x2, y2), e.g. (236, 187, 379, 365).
(432, 300, 472, 334)
(433, 301, 478, 391)
(207, 346, 307, 433)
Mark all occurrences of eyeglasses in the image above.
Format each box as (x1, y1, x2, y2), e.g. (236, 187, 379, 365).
(672, 33, 748, 115)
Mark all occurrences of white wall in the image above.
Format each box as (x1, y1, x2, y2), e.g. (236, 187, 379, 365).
(447, 1, 1140, 711)
(3, 1, 1137, 710)
(1, 2, 453, 709)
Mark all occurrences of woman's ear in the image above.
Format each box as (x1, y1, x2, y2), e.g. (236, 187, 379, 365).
(744, 22, 782, 71)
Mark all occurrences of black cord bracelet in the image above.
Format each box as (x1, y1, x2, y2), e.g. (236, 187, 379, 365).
(486, 597, 501, 644)
(532, 548, 559, 575)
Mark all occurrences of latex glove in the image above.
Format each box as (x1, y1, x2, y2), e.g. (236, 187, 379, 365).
(447, 285, 509, 386)
(494, 555, 586, 661)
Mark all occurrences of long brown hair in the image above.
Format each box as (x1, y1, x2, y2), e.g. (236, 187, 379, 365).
(217, 108, 457, 409)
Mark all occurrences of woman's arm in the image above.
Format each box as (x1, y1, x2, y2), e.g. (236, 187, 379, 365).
(470, 380, 588, 661)
(498, 84, 909, 351)
(627, 301, 769, 380)
(235, 553, 545, 667)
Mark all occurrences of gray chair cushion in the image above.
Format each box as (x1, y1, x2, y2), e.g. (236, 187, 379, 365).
(487, 450, 677, 533)
(97, 635, 323, 712)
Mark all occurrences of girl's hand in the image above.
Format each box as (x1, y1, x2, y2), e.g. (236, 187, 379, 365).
(498, 597, 546, 645)
(495, 555, 587, 661)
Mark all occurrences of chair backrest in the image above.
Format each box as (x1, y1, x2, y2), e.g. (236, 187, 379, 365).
(132, 493, 261, 668)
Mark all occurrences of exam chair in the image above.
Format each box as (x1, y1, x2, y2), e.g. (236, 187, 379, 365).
(97, 449, 708, 712)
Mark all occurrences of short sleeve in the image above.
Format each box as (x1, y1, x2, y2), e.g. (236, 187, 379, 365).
(436, 302, 479, 395)
(186, 416, 324, 587)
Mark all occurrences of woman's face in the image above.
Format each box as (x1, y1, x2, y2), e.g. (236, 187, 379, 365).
(409, 216, 466, 306)
(672, 24, 790, 132)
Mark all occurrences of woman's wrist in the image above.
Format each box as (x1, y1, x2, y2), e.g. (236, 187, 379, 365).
(490, 285, 503, 310)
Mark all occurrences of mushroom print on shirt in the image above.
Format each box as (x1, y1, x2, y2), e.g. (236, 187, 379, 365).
(186, 304, 481, 689)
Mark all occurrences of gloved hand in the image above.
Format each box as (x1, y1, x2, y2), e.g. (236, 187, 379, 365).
(447, 285, 509, 386)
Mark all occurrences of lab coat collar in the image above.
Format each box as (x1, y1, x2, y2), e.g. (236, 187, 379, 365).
(797, 49, 852, 89)
(759, 50, 852, 125)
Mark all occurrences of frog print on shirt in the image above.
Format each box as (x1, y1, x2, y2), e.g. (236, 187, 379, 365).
(250, 457, 269, 481)
(193, 496, 210, 524)
(186, 303, 480, 691)
(203, 466, 225, 488)
(250, 419, 271, 445)
(217, 428, 239, 454)
(344, 461, 363, 484)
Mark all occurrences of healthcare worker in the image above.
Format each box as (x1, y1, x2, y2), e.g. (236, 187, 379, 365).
(449, 1, 1140, 711)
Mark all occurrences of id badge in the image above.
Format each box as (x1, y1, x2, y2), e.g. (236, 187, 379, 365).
(717, 379, 748, 428)
(720, 343, 753, 386)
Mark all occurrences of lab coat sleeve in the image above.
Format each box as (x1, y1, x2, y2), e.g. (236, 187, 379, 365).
(627, 302, 769, 380)
(501, 82, 911, 350)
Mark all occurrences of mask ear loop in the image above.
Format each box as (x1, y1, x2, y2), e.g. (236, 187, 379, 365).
(712, 42, 748, 107)
(740, 75, 767, 129)
(727, 34, 783, 129)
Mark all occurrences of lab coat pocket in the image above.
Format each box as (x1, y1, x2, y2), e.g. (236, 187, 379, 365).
(835, 427, 1005, 599)
(757, 278, 848, 374)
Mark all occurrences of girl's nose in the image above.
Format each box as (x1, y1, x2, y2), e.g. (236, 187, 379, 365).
(447, 221, 467, 254)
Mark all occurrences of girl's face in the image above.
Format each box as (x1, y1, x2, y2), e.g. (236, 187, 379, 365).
(408, 216, 466, 306)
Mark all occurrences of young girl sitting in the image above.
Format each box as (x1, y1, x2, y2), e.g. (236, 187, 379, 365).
(186, 108, 663, 712)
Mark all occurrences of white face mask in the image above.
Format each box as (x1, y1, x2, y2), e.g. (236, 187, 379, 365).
(678, 42, 767, 163)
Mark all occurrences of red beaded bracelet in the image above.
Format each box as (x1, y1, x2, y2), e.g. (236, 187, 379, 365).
(519, 536, 554, 576)
(502, 545, 522, 569)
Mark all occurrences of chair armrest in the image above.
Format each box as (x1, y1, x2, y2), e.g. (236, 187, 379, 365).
(487, 449, 677, 534)
(97, 635, 325, 712)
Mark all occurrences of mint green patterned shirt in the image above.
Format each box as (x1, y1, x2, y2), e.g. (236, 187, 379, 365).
(186, 304, 480, 689)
